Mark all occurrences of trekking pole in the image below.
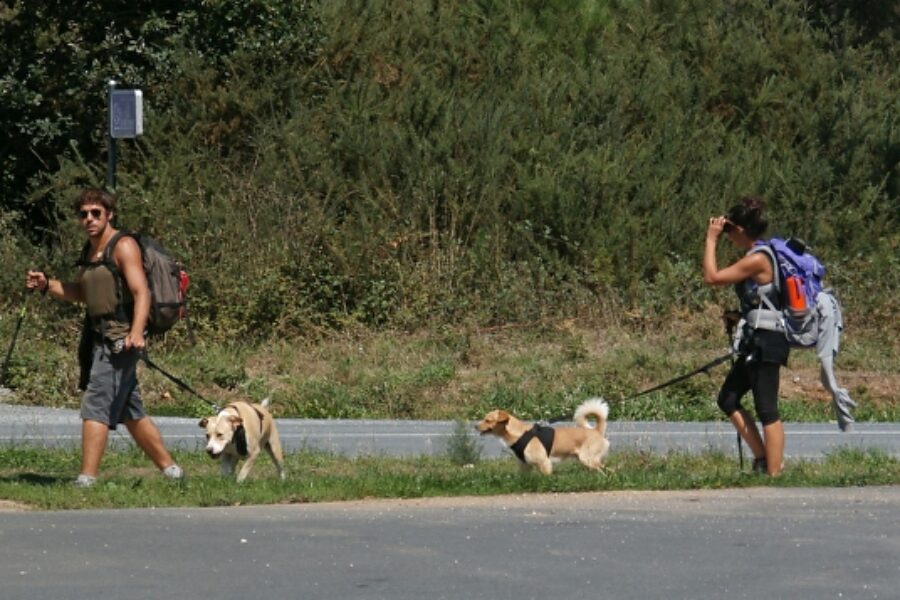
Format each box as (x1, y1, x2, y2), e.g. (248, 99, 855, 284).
(1, 295, 31, 387)
(723, 310, 744, 471)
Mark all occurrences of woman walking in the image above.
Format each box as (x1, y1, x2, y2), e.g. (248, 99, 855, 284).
(703, 196, 788, 476)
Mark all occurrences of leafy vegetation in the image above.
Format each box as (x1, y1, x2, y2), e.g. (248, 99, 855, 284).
(1, 1, 897, 420)
(3, 318, 897, 425)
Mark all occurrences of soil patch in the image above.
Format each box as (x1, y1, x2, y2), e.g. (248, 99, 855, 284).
(782, 367, 900, 406)
(0, 499, 32, 512)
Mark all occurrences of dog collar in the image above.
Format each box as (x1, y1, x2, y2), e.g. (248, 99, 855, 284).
(509, 424, 555, 463)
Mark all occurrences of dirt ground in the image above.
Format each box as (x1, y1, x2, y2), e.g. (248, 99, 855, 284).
(781, 366, 900, 408)
(0, 500, 30, 512)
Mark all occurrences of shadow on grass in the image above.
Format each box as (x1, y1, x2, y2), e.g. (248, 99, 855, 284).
(1, 472, 69, 486)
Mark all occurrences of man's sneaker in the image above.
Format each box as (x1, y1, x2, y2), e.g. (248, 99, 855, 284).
(751, 458, 768, 474)
(74, 474, 97, 488)
(162, 464, 184, 480)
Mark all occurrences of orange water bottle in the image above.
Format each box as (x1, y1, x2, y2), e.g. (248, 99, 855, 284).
(785, 275, 807, 315)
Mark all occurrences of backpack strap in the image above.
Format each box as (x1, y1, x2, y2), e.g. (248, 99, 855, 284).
(76, 241, 92, 267)
(749, 243, 782, 312)
(750, 243, 780, 290)
(745, 243, 784, 332)
(103, 232, 134, 323)
(101, 231, 131, 265)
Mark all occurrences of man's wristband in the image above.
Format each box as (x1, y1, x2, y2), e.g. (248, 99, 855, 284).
(40, 273, 50, 296)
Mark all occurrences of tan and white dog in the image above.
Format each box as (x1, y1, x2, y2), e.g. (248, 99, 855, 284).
(476, 398, 610, 475)
(198, 399, 286, 482)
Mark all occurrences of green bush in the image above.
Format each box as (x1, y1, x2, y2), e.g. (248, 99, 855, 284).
(1, 0, 896, 344)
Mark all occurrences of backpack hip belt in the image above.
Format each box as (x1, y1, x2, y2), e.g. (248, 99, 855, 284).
(745, 308, 784, 333)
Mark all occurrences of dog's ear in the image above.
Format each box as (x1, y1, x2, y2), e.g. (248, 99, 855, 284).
(198, 417, 208, 428)
(495, 411, 510, 424)
(228, 415, 244, 428)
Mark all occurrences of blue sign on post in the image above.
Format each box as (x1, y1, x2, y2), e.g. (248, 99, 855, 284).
(109, 89, 143, 138)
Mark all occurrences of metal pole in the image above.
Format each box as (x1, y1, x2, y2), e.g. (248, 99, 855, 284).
(107, 79, 117, 191)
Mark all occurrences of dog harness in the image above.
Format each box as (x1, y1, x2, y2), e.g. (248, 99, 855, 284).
(509, 424, 555, 463)
(229, 402, 266, 457)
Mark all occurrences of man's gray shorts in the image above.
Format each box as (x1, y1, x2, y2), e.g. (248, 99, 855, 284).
(81, 345, 146, 429)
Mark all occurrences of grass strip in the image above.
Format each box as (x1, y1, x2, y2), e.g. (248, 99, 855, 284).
(1, 447, 897, 511)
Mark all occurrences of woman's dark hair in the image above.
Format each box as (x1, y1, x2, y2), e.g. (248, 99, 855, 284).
(726, 196, 768, 239)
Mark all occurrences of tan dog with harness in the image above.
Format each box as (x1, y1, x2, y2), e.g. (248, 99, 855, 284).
(476, 398, 610, 475)
(199, 399, 286, 482)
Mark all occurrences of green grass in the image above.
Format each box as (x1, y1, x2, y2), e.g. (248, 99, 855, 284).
(6, 318, 899, 425)
(1, 446, 897, 511)
(5, 320, 894, 512)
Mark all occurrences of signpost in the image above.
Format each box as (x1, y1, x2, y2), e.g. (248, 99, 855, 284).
(106, 79, 144, 190)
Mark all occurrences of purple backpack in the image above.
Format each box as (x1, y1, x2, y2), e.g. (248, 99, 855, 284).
(757, 237, 826, 318)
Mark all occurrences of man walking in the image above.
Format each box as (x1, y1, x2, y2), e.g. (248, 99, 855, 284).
(26, 188, 183, 487)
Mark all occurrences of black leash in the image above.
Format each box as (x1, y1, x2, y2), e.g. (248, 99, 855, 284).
(138, 351, 222, 412)
(546, 345, 750, 473)
(548, 351, 734, 423)
(629, 349, 746, 472)
(622, 351, 734, 401)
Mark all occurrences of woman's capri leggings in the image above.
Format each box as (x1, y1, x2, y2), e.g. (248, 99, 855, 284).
(717, 356, 782, 426)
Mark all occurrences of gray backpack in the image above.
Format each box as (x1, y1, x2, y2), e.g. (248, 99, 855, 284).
(100, 232, 189, 336)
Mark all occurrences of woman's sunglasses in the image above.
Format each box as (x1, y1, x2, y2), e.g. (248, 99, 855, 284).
(79, 208, 104, 220)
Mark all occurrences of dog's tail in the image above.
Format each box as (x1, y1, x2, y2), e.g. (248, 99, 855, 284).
(260, 397, 271, 408)
(573, 398, 609, 437)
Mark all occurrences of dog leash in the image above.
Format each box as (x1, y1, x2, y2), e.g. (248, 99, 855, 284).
(139, 351, 222, 412)
(547, 350, 735, 423)
(620, 351, 735, 401)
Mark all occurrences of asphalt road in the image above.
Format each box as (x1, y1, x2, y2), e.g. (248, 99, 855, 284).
(2, 486, 898, 600)
(1, 400, 898, 460)
(2, 398, 899, 599)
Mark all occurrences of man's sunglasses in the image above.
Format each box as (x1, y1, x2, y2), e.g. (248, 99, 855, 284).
(79, 208, 104, 220)
(723, 220, 736, 233)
